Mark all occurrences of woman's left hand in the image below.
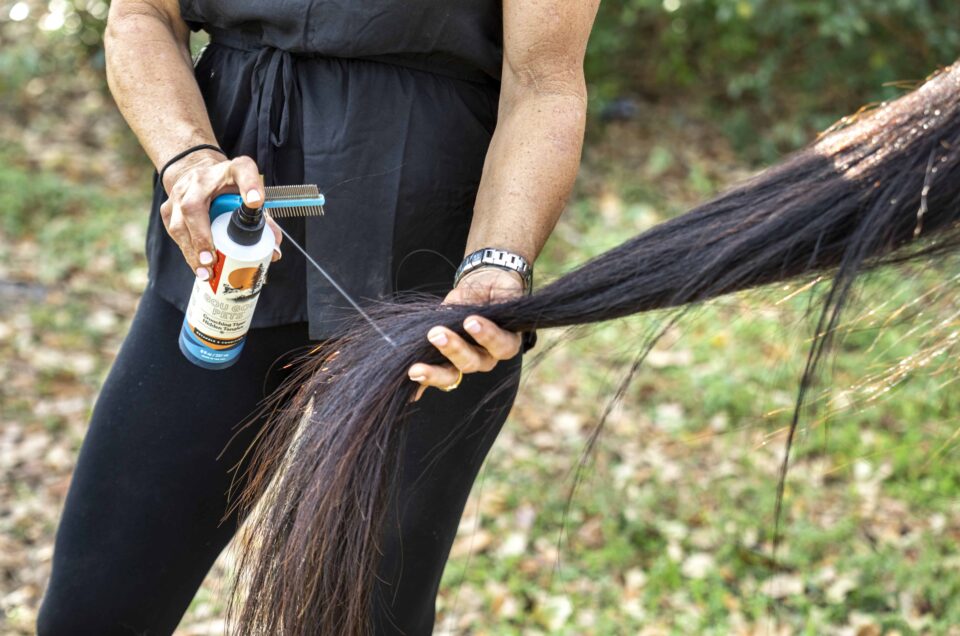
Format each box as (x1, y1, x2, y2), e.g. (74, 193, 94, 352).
(408, 268, 524, 401)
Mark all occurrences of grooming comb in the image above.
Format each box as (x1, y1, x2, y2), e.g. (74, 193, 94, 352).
(262, 184, 326, 218)
(209, 184, 326, 220)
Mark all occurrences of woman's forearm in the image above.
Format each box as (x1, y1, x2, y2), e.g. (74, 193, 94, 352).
(465, 0, 598, 266)
(105, 1, 222, 190)
(468, 86, 587, 264)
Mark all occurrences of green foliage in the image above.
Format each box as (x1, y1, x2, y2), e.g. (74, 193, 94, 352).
(0, 150, 81, 236)
(0, 147, 145, 283)
(587, 1, 960, 158)
(6, 1, 960, 161)
(1, 1, 108, 104)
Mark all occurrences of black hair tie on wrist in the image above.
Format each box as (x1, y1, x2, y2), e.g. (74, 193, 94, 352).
(158, 144, 227, 192)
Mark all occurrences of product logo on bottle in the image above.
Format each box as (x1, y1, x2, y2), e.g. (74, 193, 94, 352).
(208, 250, 267, 300)
(222, 263, 268, 300)
(186, 250, 272, 350)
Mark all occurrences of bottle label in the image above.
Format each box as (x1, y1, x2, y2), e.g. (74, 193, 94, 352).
(184, 250, 271, 350)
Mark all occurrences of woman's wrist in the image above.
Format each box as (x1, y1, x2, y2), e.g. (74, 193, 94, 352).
(160, 148, 228, 194)
(454, 266, 525, 292)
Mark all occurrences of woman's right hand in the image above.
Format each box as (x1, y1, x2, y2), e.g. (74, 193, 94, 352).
(159, 151, 283, 280)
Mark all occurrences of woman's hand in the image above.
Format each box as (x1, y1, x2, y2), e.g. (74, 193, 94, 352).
(407, 268, 524, 401)
(159, 152, 283, 280)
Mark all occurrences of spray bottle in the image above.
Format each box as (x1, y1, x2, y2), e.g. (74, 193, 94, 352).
(178, 186, 325, 369)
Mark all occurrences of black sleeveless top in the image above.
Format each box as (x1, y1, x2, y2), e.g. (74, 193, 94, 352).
(146, 1, 503, 339)
(180, 1, 503, 81)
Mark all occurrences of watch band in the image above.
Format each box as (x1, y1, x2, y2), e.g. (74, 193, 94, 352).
(453, 247, 533, 292)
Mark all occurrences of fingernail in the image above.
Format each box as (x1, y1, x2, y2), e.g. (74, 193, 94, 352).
(246, 190, 262, 204)
(428, 331, 448, 346)
(273, 245, 282, 259)
(410, 375, 426, 383)
(196, 267, 210, 281)
(464, 319, 481, 334)
(199, 251, 214, 265)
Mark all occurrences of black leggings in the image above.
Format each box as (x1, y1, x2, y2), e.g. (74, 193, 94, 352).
(37, 286, 520, 635)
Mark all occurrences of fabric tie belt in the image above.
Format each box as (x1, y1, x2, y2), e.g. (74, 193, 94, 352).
(251, 45, 294, 181)
(206, 28, 295, 182)
(205, 24, 496, 180)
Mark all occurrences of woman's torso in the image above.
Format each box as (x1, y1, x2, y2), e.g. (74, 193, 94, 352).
(146, 1, 504, 339)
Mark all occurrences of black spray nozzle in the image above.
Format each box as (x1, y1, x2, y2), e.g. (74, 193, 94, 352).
(237, 203, 264, 227)
(228, 203, 266, 246)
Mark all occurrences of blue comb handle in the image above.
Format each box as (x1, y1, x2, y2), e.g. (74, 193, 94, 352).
(209, 194, 244, 220)
(209, 193, 326, 220)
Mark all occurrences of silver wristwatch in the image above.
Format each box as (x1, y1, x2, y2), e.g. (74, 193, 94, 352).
(453, 247, 533, 292)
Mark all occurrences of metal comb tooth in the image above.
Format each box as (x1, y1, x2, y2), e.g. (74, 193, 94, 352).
(265, 184, 321, 199)
(263, 184, 326, 218)
(269, 206, 326, 219)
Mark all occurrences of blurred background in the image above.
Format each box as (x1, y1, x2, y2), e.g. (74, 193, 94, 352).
(2, 1, 960, 634)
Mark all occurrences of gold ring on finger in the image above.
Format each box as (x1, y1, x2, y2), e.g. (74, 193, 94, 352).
(441, 369, 464, 392)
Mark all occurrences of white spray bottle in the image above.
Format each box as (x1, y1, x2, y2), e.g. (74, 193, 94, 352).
(178, 201, 275, 369)
(178, 186, 325, 369)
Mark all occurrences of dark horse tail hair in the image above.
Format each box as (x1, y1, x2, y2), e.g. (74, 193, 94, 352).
(227, 61, 960, 634)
